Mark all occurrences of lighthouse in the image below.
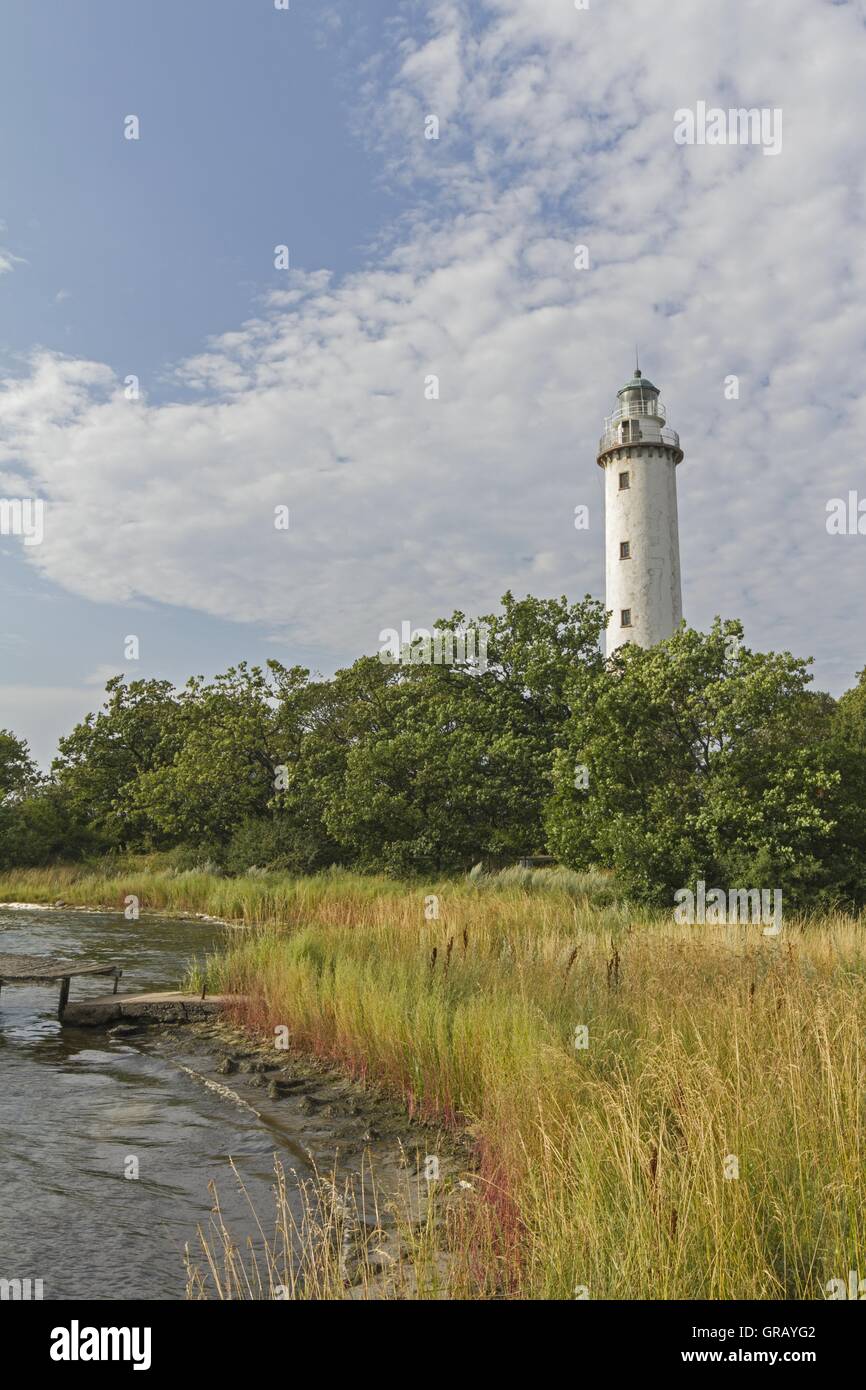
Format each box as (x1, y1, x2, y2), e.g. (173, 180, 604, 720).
(597, 365, 684, 655)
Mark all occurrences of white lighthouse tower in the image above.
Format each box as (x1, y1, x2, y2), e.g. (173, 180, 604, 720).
(597, 364, 684, 655)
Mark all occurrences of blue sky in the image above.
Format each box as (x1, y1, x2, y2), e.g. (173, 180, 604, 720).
(2, 0, 866, 764)
(0, 0, 399, 759)
(0, 2, 394, 369)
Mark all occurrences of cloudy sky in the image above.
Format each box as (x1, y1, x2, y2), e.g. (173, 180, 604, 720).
(1, 0, 865, 764)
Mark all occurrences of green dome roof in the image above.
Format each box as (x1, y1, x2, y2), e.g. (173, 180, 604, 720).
(617, 369, 659, 397)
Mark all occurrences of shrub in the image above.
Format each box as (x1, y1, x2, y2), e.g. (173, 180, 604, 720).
(224, 815, 331, 876)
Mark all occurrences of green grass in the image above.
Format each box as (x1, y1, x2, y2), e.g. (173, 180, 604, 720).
(3, 860, 865, 1298)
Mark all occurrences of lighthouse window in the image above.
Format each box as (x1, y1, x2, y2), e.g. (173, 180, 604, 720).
(620, 541, 630, 559)
(619, 472, 630, 490)
(621, 608, 632, 628)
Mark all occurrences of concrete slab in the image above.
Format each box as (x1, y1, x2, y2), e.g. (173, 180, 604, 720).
(62, 991, 242, 1027)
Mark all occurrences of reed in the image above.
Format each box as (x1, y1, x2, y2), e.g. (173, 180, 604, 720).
(4, 861, 864, 1298)
(184, 1156, 451, 1301)
(195, 872, 866, 1298)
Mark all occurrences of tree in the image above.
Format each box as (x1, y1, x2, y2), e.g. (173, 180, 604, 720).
(546, 620, 866, 908)
(834, 665, 866, 749)
(52, 677, 187, 849)
(0, 785, 96, 867)
(8, 603, 866, 906)
(0, 729, 95, 867)
(126, 664, 286, 846)
(322, 593, 607, 873)
(0, 728, 37, 802)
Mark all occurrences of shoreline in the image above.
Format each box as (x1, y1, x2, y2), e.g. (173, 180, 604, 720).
(172, 1018, 473, 1298)
(4, 866, 866, 1297)
(0, 899, 241, 928)
(0, 892, 473, 1297)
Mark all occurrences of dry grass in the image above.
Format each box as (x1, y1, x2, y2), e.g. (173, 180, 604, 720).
(4, 861, 865, 1298)
(204, 881, 866, 1298)
(184, 1156, 453, 1301)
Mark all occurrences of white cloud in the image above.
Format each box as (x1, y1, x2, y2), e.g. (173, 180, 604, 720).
(0, 248, 24, 276)
(0, 219, 24, 276)
(1, 0, 865, 688)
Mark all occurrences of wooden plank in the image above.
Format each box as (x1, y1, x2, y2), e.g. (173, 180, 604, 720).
(0, 954, 120, 983)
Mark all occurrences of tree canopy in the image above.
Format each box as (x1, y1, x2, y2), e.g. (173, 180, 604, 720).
(546, 620, 866, 908)
(2, 597, 865, 909)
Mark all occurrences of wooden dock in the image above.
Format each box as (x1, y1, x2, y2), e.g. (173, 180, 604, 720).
(0, 953, 239, 1026)
(0, 953, 122, 1019)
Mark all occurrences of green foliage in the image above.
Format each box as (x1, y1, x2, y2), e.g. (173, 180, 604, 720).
(835, 664, 866, 749)
(51, 677, 188, 848)
(4, 600, 866, 907)
(124, 664, 286, 844)
(0, 730, 85, 868)
(0, 727, 38, 801)
(547, 620, 866, 909)
(319, 593, 607, 872)
(10, 594, 607, 874)
(0, 786, 96, 867)
(224, 815, 338, 876)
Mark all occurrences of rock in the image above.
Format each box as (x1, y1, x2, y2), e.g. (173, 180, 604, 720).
(275, 1075, 306, 1092)
(367, 1249, 395, 1274)
(217, 1056, 239, 1075)
(108, 1024, 140, 1038)
(265, 1075, 306, 1100)
(343, 1260, 366, 1287)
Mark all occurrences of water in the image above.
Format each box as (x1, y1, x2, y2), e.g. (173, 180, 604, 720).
(0, 905, 312, 1301)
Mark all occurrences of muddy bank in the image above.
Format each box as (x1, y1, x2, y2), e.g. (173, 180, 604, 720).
(165, 1017, 474, 1297)
(167, 1016, 469, 1173)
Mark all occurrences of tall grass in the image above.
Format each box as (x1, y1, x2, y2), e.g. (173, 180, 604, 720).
(185, 1156, 451, 1301)
(4, 861, 864, 1298)
(206, 889, 866, 1298)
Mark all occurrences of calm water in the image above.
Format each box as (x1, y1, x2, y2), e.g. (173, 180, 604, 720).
(0, 905, 311, 1301)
